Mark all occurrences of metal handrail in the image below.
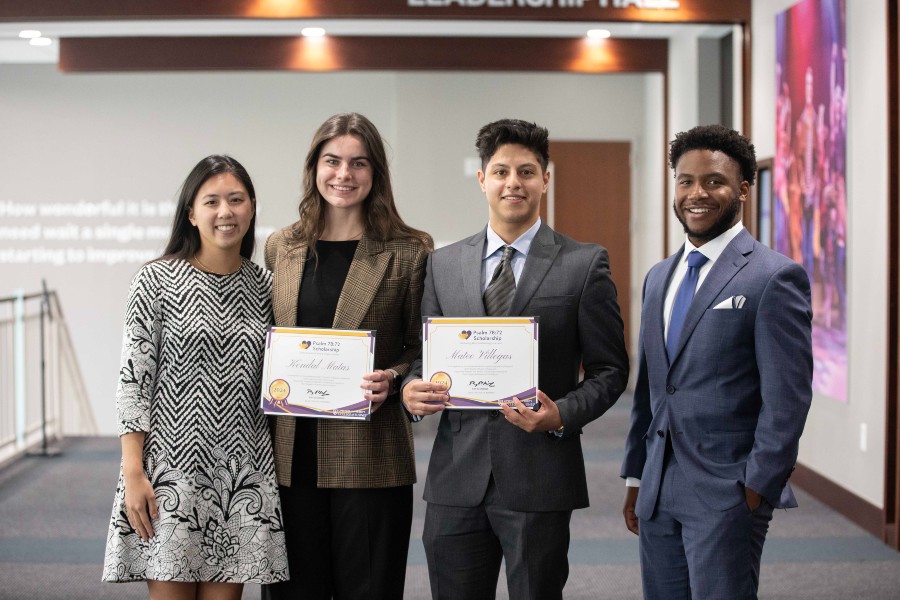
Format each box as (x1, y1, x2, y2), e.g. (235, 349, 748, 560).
(0, 292, 45, 304)
(0, 283, 96, 464)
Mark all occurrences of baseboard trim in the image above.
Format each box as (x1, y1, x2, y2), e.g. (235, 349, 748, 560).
(793, 463, 883, 539)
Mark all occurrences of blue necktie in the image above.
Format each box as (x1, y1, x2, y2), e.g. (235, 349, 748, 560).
(667, 250, 709, 361)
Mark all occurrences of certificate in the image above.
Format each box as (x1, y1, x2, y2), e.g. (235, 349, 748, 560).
(422, 317, 538, 409)
(260, 327, 375, 420)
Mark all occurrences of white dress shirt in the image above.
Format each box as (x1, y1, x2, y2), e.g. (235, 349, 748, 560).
(662, 221, 745, 344)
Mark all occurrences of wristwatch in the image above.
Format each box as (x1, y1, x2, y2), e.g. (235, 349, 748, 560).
(549, 423, 565, 439)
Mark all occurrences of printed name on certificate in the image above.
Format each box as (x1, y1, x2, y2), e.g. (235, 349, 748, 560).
(261, 327, 375, 421)
(422, 317, 538, 409)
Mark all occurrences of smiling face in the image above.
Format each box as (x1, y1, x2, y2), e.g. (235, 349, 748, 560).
(188, 172, 254, 255)
(315, 134, 373, 217)
(478, 143, 549, 242)
(673, 149, 748, 247)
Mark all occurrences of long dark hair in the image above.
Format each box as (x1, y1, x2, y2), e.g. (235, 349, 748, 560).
(159, 154, 257, 261)
(289, 113, 432, 254)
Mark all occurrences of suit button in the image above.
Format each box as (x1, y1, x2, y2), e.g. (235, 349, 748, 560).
(666, 385, 676, 394)
(657, 430, 665, 438)
(488, 411, 499, 419)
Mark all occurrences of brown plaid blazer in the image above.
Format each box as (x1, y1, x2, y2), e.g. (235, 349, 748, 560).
(264, 227, 429, 488)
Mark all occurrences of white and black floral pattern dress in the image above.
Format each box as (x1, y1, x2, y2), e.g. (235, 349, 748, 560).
(102, 259, 289, 584)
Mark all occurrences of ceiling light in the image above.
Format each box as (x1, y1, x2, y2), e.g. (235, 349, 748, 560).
(301, 27, 326, 38)
(29, 37, 52, 46)
(587, 29, 611, 39)
(19, 30, 41, 39)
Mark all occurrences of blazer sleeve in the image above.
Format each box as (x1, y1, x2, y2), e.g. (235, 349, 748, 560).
(745, 261, 813, 506)
(386, 242, 429, 380)
(402, 251, 440, 389)
(621, 273, 651, 479)
(556, 246, 630, 433)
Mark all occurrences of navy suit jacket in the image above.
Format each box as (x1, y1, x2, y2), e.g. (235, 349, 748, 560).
(409, 223, 629, 512)
(621, 229, 813, 515)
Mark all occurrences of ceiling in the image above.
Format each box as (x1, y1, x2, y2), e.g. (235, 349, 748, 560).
(0, 18, 732, 65)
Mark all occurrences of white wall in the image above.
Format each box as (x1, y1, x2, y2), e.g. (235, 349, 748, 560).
(752, 0, 888, 508)
(635, 73, 667, 353)
(391, 71, 651, 244)
(0, 66, 658, 435)
(666, 30, 701, 255)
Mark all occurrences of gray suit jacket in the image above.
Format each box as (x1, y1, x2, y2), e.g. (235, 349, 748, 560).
(409, 223, 629, 512)
(621, 229, 813, 516)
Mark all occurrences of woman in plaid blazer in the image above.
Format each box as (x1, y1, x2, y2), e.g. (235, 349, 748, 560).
(262, 113, 432, 600)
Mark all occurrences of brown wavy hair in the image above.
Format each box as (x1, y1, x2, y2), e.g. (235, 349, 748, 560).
(289, 113, 432, 255)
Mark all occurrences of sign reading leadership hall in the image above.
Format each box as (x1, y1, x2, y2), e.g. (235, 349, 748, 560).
(407, 0, 680, 8)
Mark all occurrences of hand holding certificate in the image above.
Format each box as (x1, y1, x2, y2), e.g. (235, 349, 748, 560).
(261, 327, 376, 420)
(422, 317, 539, 409)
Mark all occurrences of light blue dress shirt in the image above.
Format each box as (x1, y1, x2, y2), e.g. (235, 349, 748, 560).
(482, 218, 542, 290)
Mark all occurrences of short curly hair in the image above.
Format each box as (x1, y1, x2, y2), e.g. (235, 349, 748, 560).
(669, 124, 757, 186)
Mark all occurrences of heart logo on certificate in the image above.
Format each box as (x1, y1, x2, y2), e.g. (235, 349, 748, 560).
(458, 330, 472, 340)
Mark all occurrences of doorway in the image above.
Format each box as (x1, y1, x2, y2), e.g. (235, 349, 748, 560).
(544, 141, 632, 351)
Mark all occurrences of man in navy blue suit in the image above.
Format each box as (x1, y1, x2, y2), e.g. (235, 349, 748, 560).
(621, 125, 813, 600)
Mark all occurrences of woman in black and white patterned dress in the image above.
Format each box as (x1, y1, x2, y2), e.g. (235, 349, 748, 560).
(102, 155, 288, 598)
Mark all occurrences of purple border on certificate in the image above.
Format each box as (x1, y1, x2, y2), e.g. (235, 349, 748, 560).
(422, 317, 539, 410)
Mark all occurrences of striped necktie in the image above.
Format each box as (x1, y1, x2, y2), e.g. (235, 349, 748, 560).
(484, 245, 516, 316)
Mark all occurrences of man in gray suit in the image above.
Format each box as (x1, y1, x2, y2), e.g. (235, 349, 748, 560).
(621, 125, 813, 599)
(403, 118, 629, 599)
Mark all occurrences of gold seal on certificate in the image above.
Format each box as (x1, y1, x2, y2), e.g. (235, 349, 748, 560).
(261, 327, 376, 420)
(422, 317, 539, 409)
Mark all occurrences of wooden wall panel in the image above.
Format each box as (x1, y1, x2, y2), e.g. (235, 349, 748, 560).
(793, 464, 884, 540)
(58, 36, 668, 73)
(548, 141, 632, 353)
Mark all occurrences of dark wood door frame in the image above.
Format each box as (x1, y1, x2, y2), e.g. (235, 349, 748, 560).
(885, 0, 900, 551)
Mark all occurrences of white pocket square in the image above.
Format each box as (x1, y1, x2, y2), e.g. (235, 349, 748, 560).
(713, 295, 746, 309)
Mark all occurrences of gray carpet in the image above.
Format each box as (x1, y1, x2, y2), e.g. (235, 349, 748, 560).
(1, 397, 898, 599)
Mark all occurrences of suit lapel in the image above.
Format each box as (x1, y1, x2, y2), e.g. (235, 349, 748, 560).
(647, 251, 682, 367)
(669, 229, 754, 363)
(462, 229, 487, 316)
(333, 234, 391, 330)
(510, 223, 560, 316)
(273, 239, 307, 327)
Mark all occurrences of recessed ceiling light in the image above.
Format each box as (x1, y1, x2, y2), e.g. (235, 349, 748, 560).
(587, 29, 611, 39)
(301, 27, 326, 38)
(19, 30, 41, 39)
(29, 37, 52, 46)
